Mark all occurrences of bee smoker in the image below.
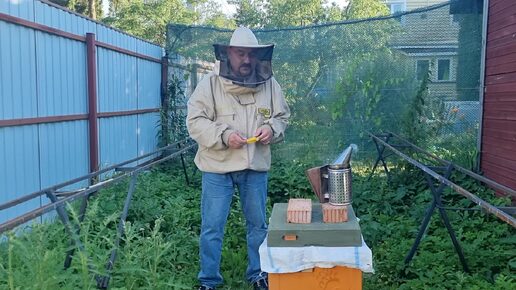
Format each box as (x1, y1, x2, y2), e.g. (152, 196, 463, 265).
(306, 144, 356, 205)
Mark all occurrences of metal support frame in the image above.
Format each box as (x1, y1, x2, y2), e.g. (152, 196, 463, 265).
(367, 131, 515, 272)
(45, 190, 86, 259)
(0, 139, 198, 289)
(404, 164, 469, 272)
(369, 133, 392, 181)
(177, 142, 191, 185)
(64, 193, 92, 269)
(96, 174, 138, 289)
(369, 132, 412, 181)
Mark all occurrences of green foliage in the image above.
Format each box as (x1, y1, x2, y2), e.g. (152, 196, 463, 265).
(230, 0, 266, 28)
(100, 0, 237, 45)
(158, 74, 189, 147)
(49, 0, 103, 19)
(332, 49, 417, 136)
(265, 0, 332, 27)
(353, 166, 515, 290)
(196, 1, 237, 29)
(401, 66, 431, 144)
(346, 0, 390, 19)
(102, 0, 197, 45)
(430, 130, 479, 170)
(1, 160, 514, 289)
(267, 159, 313, 204)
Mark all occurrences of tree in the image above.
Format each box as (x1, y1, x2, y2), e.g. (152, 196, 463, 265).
(265, 0, 328, 27)
(230, 0, 265, 28)
(48, 0, 102, 20)
(88, 0, 96, 18)
(345, 0, 389, 20)
(107, 0, 126, 17)
(102, 0, 197, 45)
(196, 0, 236, 28)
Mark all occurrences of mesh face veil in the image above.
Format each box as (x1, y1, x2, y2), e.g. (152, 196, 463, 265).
(213, 27, 274, 88)
(213, 44, 274, 88)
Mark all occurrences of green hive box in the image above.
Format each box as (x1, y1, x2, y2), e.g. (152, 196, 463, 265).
(267, 203, 362, 247)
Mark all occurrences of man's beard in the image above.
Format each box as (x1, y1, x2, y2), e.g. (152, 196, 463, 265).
(229, 64, 261, 88)
(238, 64, 252, 77)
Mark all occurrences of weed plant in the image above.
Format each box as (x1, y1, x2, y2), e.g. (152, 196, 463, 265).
(0, 156, 514, 289)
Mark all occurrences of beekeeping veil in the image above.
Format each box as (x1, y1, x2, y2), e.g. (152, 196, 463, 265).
(213, 27, 274, 88)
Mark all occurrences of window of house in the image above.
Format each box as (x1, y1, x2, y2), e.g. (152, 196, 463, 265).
(390, 3, 405, 14)
(416, 60, 430, 80)
(388, 1, 406, 13)
(437, 59, 451, 81)
(387, 1, 406, 23)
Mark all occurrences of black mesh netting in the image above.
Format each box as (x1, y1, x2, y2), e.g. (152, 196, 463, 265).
(166, 1, 483, 166)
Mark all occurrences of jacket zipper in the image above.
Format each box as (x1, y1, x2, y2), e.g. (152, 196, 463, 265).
(245, 103, 250, 168)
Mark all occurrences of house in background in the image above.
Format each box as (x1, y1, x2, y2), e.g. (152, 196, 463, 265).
(387, 0, 462, 101)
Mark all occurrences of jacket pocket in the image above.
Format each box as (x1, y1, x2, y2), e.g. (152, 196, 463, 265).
(216, 110, 236, 128)
(205, 147, 230, 162)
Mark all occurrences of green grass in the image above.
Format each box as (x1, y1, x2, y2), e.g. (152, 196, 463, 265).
(0, 158, 514, 289)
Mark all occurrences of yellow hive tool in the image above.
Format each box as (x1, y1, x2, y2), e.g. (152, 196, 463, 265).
(246, 136, 260, 144)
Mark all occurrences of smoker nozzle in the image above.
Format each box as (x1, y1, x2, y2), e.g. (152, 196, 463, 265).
(330, 144, 358, 169)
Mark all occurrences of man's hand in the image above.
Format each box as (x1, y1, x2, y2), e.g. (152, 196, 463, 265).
(228, 132, 248, 149)
(255, 126, 273, 145)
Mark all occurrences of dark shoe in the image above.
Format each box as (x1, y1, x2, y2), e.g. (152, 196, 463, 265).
(197, 286, 215, 290)
(253, 277, 269, 290)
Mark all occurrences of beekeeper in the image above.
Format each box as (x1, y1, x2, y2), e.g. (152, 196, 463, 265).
(187, 26, 290, 290)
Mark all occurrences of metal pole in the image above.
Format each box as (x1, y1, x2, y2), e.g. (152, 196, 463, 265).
(477, 0, 490, 171)
(0, 143, 197, 233)
(388, 131, 516, 198)
(86, 33, 99, 173)
(367, 132, 516, 228)
(0, 139, 190, 212)
(161, 56, 170, 146)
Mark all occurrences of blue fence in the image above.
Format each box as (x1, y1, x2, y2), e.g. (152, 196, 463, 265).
(0, 0, 163, 225)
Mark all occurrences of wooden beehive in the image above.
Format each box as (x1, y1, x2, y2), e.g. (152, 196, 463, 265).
(268, 203, 362, 247)
(322, 203, 348, 223)
(287, 199, 312, 224)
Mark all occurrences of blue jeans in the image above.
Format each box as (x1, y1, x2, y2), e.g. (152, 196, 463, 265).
(198, 170, 268, 288)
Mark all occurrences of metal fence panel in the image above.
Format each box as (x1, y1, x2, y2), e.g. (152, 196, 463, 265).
(0, 0, 163, 226)
(97, 47, 138, 113)
(138, 59, 162, 110)
(99, 116, 138, 169)
(96, 23, 137, 52)
(38, 121, 89, 189)
(137, 39, 163, 59)
(34, 0, 96, 35)
(0, 0, 34, 20)
(0, 126, 41, 224)
(137, 113, 161, 165)
(36, 32, 88, 116)
(0, 22, 37, 119)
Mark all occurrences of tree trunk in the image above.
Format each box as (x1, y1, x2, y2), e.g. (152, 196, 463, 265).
(88, 0, 97, 19)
